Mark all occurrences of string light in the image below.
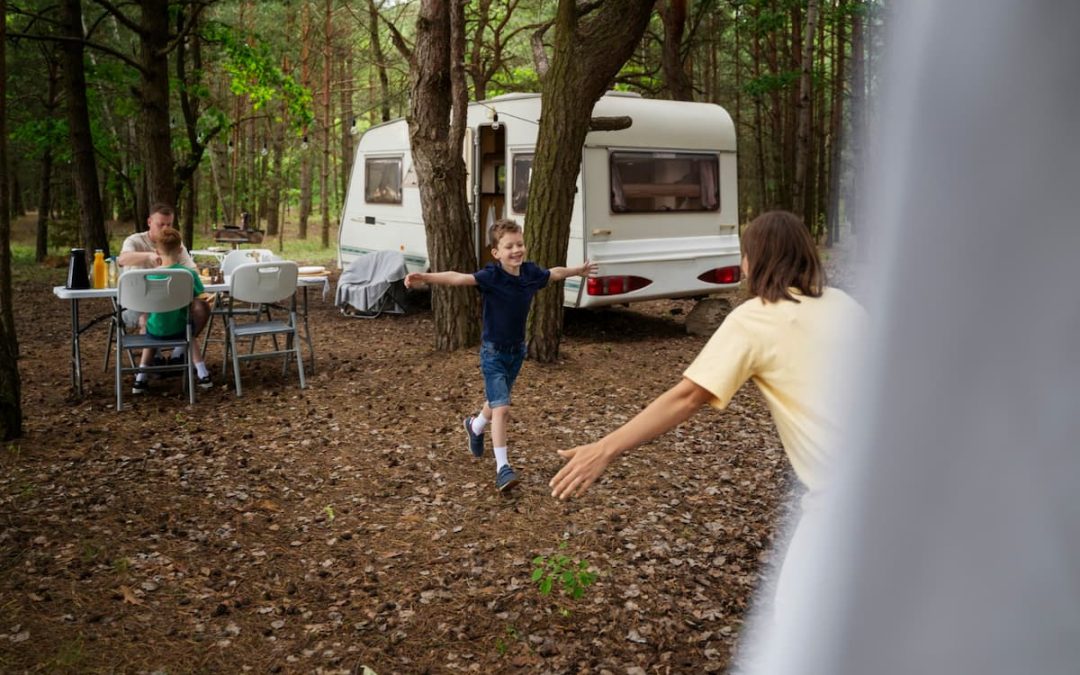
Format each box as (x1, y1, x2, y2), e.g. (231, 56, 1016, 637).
(350, 117, 359, 136)
(261, 141, 269, 156)
(301, 135, 309, 150)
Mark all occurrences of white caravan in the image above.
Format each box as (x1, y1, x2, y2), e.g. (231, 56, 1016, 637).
(338, 91, 740, 308)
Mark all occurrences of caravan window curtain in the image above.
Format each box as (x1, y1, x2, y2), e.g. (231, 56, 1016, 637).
(511, 153, 534, 213)
(365, 157, 403, 204)
(609, 151, 720, 213)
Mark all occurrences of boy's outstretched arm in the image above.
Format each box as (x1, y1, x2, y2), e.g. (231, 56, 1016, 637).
(550, 377, 713, 500)
(404, 271, 477, 289)
(548, 259, 598, 282)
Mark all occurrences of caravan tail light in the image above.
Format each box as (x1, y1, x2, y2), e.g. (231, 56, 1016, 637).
(586, 275, 652, 296)
(697, 266, 741, 285)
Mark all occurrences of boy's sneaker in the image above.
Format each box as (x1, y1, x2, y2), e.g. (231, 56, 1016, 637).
(132, 379, 150, 395)
(464, 416, 485, 457)
(495, 465, 520, 492)
(196, 374, 214, 390)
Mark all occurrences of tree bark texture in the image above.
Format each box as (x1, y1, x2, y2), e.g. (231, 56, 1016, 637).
(525, 0, 655, 363)
(659, 0, 694, 101)
(320, 0, 332, 249)
(366, 0, 392, 122)
(139, 0, 176, 207)
(792, 0, 818, 220)
(59, 0, 109, 255)
(299, 1, 314, 239)
(36, 59, 60, 262)
(408, 0, 479, 351)
(827, 0, 848, 246)
(0, 0, 24, 439)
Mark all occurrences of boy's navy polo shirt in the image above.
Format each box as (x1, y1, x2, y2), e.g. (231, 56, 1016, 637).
(473, 262, 550, 348)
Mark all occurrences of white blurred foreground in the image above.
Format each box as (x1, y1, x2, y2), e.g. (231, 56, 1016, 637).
(741, 2, 1080, 674)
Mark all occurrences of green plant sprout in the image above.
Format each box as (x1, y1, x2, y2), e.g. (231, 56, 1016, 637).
(323, 505, 335, 522)
(531, 541, 598, 604)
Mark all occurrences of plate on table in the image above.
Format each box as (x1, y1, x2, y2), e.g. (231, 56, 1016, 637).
(298, 265, 327, 276)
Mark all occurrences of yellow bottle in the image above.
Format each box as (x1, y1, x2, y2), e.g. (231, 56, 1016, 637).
(92, 250, 107, 289)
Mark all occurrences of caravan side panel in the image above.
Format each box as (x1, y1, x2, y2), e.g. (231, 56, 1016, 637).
(338, 122, 428, 272)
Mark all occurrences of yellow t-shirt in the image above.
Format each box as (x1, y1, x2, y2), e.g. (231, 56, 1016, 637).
(683, 287, 866, 492)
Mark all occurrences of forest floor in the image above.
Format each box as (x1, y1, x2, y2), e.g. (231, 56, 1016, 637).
(0, 217, 859, 674)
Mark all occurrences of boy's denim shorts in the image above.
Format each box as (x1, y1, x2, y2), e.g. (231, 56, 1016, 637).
(480, 341, 526, 408)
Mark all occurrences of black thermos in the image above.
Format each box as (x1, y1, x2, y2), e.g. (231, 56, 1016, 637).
(66, 248, 90, 290)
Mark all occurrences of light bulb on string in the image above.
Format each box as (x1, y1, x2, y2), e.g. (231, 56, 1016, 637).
(261, 141, 269, 157)
(350, 117, 359, 136)
(301, 135, 309, 150)
(227, 140, 234, 155)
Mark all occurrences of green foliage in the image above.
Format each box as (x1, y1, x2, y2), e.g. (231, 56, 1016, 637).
(531, 541, 597, 602)
(204, 22, 315, 133)
(744, 70, 800, 99)
(9, 118, 68, 160)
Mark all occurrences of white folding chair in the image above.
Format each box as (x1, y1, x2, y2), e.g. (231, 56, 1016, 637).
(225, 261, 306, 397)
(203, 249, 276, 358)
(115, 269, 196, 411)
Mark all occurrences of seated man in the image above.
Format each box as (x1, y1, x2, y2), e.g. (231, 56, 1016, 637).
(117, 203, 209, 363)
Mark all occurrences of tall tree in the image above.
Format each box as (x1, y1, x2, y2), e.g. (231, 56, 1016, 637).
(397, 0, 478, 349)
(658, 0, 694, 101)
(791, 0, 818, 219)
(319, 0, 333, 248)
(524, 0, 655, 362)
(366, 0, 392, 121)
(298, 0, 314, 238)
(59, 0, 110, 254)
(826, 0, 849, 246)
(0, 0, 23, 440)
(36, 50, 62, 262)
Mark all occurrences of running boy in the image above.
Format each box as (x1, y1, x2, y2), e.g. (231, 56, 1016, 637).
(405, 219, 597, 491)
(132, 228, 214, 394)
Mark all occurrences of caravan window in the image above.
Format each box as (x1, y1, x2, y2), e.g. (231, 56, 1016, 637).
(609, 151, 720, 213)
(365, 156, 403, 204)
(511, 153, 534, 213)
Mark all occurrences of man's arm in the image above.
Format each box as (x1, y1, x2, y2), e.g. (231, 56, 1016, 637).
(549, 377, 714, 500)
(404, 271, 477, 289)
(117, 250, 160, 267)
(548, 259, 598, 283)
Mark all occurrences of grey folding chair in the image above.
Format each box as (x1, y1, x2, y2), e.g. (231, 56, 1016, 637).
(225, 261, 306, 397)
(115, 269, 196, 411)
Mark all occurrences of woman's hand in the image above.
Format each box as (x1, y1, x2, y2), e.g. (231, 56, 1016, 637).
(550, 442, 615, 500)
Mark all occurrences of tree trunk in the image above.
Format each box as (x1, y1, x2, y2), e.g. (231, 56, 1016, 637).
(266, 116, 285, 237)
(36, 59, 60, 262)
(298, 1, 313, 238)
(209, 140, 234, 226)
(340, 51, 354, 202)
(139, 0, 176, 207)
(408, 0, 479, 351)
(367, 0, 392, 122)
(850, 0, 865, 240)
(0, 0, 23, 439)
(320, 0, 333, 249)
(525, 0, 655, 362)
(59, 0, 109, 254)
(792, 0, 818, 220)
(658, 0, 694, 101)
(827, 0, 848, 246)
(752, 6, 768, 212)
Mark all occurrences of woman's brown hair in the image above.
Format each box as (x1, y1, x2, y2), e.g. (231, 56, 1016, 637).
(742, 210, 825, 303)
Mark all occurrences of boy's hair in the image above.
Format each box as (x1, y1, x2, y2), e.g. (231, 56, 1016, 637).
(488, 219, 523, 247)
(156, 227, 183, 256)
(149, 203, 175, 218)
(742, 210, 825, 303)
